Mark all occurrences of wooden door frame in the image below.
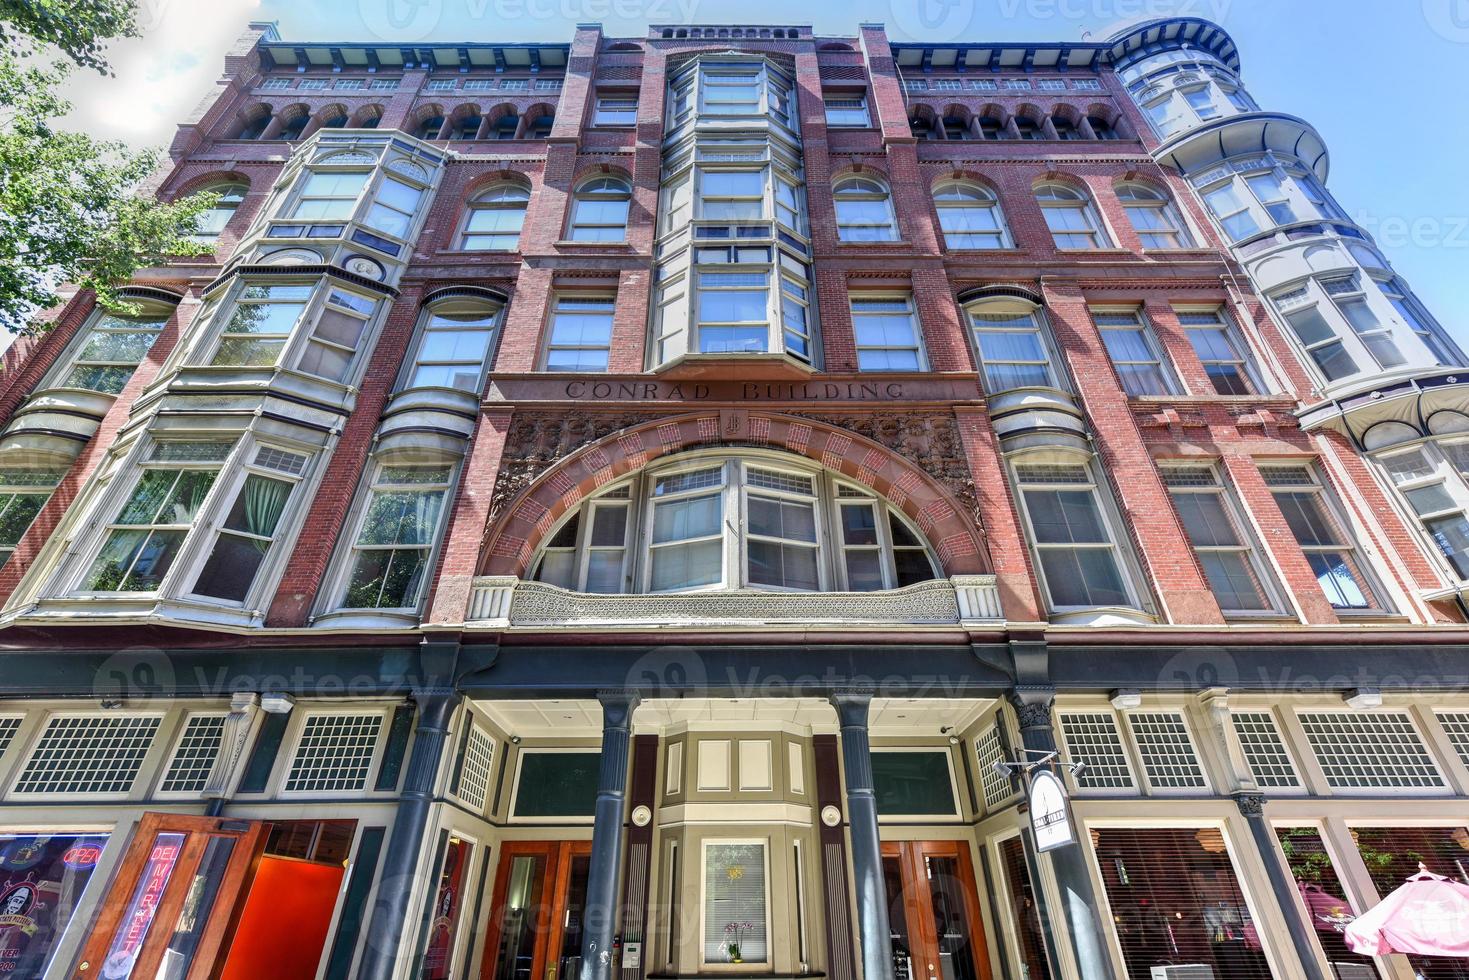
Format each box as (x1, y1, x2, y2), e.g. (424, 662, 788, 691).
(880, 840, 992, 980)
(478, 840, 593, 980)
(70, 813, 269, 980)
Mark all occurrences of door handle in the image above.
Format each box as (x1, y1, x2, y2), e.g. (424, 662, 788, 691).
(547, 966, 558, 980)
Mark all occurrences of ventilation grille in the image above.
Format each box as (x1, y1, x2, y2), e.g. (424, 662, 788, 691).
(284, 714, 383, 793)
(1434, 712, 1469, 771)
(14, 715, 161, 795)
(1298, 712, 1443, 789)
(1058, 712, 1134, 789)
(1127, 712, 1207, 789)
(0, 717, 21, 758)
(161, 715, 226, 794)
(1232, 712, 1300, 789)
(254, 446, 308, 476)
(974, 725, 1013, 811)
(456, 724, 496, 812)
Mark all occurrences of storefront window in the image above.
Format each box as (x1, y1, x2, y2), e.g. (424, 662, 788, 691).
(1274, 827, 1383, 978)
(999, 837, 1053, 980)
(1092, 827, 1273, 979)
(0, 833, 109, 976)
(1351, 827, 1469, 980)
(422, 836, 472, 980)
(703, 842, 768, 964)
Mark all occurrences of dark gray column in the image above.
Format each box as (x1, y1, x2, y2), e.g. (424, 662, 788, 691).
(580, 691, 639, 980)
(356, 691, 460, 980)
(1007, 688, 1117, 980)
(830, 692, 894, 980)
(1234, 794, 1328, 980)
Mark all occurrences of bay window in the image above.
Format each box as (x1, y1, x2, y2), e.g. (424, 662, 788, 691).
(210, 284, 311, 367)
(405, 299, 502, 392)
(1321, 275, 1406, 368)
(700, 70, 760, 115)
(1199, 163, 1330, 242)
(968, 307, 1060, 393)
(1262, 464, 1383, 611)
(83, 442, 231, 593)
(1275, 294, 1360, 383)
(362, 176, 424, 240)
(207, 281, 379, 384)
(696, 271, 769, 353)
(1380, 443, 1469, 581)
(189, 445, 309, 603)
(702, 841, 769, 965)
(1013, 459, 1138, 611)
(1163, 465, 1278, 614)
(339, 463, 453, 610)
(1381, 278, 1461, 366)
(699, 169, 765, 220)
(529, 455, 939, 595)
(0, 470, 61, 568)
(1201, 181, 1259, 241)
(289, 170, 369, 221)
(52, 308, 170, 395)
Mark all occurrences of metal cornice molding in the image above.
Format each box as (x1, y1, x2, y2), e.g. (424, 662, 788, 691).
(956, 283, 1044, 307)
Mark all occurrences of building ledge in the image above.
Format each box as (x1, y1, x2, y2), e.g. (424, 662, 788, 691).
(466, 575, 1002, 628)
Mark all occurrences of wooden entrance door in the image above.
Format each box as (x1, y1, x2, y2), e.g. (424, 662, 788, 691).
(71, 812, 269, 980)
(881, 840, 991, 980)
(480, 841, 592, 980)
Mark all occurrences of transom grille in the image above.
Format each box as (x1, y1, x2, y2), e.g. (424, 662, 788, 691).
(1126, 712, 1207, 788)
(456, 724, 496, 812)
(1058, 712, 1134, 789)
(0, 717, 21, 758)
(160, 714, 226, 794)
(1232, 712, 1300, 788)
(1434, 712, 1469, 771)
(974, 725, 1013, 811)
(284, 713, 383, 793)
(1297, 711, 1443, 789)
(14, 715, 161, 795)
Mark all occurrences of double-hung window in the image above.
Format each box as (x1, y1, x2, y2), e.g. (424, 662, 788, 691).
(84, 442, 231, 593)
(1014, 461, 1135, 610)
(933, 181, 1010, 249)
(362, 177, 423, 240)
(407, 303, 501, 391)
(593, 95, 638, 126)
(1263, 465, 1382, 611)
(1093, 309, 1174, 396)
(1321, 276, 1406, 370)
(824, 94, 869, 127)
(1035, 184, 1108, 249)
(568, 177, 631, 242)
(1201, 181, 1260, 241)
(696, 272, 769, 353)
(1116, 183, 1193, 249)
(1274, 288, 1360, 384)
(545, 296, 614, 371)
(191, 182, 248, 243)
(1163, 466, 1278, 614)
(0, 470, 61, 568)
(210, 284, 312, 368)
(289, 170, 369, 222)
(851, 296, 922, 371)
(700, 70, 761, 115)
(55, 310, 170, 395)
(189, 445, 309, 603)
(1243, 171, 1299, 225)
(459, 184, 529, 251)
(340, 463, 453, 610)
(699, 169, 765, 221)
(1380, 279, 1460, 366)
(1179, 308, 1260, 395)
(833, 177, 898, 242)
(296, 288, 378, 382)
(968, 308, 1058, 392)
(1380, 446, 1469, 580)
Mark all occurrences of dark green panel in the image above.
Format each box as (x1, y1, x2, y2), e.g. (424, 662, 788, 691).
(512, 751, 600, 817)
(237, 710, 291, 794)
(871, 750, 957, 816)
(375, 703, 416, 792)
(323, 825, 386, 980)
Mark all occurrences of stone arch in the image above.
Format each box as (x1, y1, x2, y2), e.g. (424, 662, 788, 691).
(479, 412, 989, 578)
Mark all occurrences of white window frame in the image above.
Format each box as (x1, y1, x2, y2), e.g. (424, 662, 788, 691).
(1091, 306, 1177, 396)
(823, 92, 869, 128)
(1176, 306, 1262, 395)
(457, 183, 530, 251)
(1377, 441, 1469, 583)
(966, 302, 1064, 394)
(1115, 182, 1194, 249)
(699, 838, 773, 966)
(1260, 463, 1388, 614)
(43, 301, 174, 397)
(402, 296, 505, 394)
(544, 294, 615, 372)
(567, 177, 632, 242)
(850, 294, 925, 373)
(1055, 708, 1138, 796)
(331, 459, 458, 614)
(832, 176, 899, 243)
(276, 706, 392, 799)
(8, 710, 166, 801)
(593, 94, 638, 127)
(1123, 709, 1214, 795)
(0, 469, 62, 569)
(153, 710, 228, 799)
(1035, 183, 1110, 250)
(933, 180, 1013, 250)
(1161, 463, 1284, 617)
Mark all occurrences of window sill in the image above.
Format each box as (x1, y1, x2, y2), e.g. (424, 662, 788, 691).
(553, 239, 634, 249)
(655, 351, 815, 381)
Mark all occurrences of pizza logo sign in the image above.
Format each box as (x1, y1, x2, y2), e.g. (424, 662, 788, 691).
(0, 882, 38, 931)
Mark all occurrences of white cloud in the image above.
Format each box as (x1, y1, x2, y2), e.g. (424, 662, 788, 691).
(57, 0, 263, 150)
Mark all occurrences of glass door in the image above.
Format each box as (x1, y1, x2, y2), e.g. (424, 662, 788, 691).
(71, 813, 268, 980)
(481, 841, 592, 980)
(881, 841, 991, 980)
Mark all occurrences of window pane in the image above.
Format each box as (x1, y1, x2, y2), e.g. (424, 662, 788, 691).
(703, 843, 767, 964)
(653, 494, 721, 544)
(1038, 547, 1128, 606)
(748, 540, 819, 590)
(650, 540, 721, 591)
(1198, 552, 1269, 611)
(1025, 489, 1108, 544)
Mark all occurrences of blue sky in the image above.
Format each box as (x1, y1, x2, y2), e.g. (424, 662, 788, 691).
(60, 0, 1469, 343)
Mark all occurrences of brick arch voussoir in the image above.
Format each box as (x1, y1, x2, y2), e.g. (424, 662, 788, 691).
(481, 412, 988, 578)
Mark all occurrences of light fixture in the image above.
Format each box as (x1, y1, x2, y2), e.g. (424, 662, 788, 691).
(510, 734, 522, 745)
(1109, 689, 1142, 711)
(1344, 688, 1382, 710)
(260, 693, 295, 714)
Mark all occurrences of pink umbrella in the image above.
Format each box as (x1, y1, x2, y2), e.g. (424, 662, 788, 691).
(1345, 864, 1469, 958)
(1244, 883, 1357, 950)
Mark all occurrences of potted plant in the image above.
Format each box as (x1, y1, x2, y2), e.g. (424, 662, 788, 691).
(724, 921, 754, 963)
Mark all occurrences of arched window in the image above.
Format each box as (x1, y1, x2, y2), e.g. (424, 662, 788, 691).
(405, 296, 503, 391)
(1116, 183, 1193, 249)
(191, 181, 248, 243)
(1014, 114, 1043, 140)
(414, 112, 445, 140)
(1051, 113, 1080, 140)
(978, 115, 1008, 139)
(529, 453, 940, 594)
(1087, 115, 1120, 140)
(459, 183, 530, 251)
(568, 176, 632, 242)
(527, 111, 555, 138)
(1035, 183, 1109, 250)
(833, 176, 898, 242)
(451, 109, 483, 140)
(233, 107, 271, 140)
(933, 181, 1010, 250)
(942, 113, 972, 140)
(492, 111, 519, 139)
(278, 109, 310, 141)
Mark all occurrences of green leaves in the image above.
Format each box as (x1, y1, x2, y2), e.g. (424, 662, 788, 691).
(1, 0, 214, 335)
